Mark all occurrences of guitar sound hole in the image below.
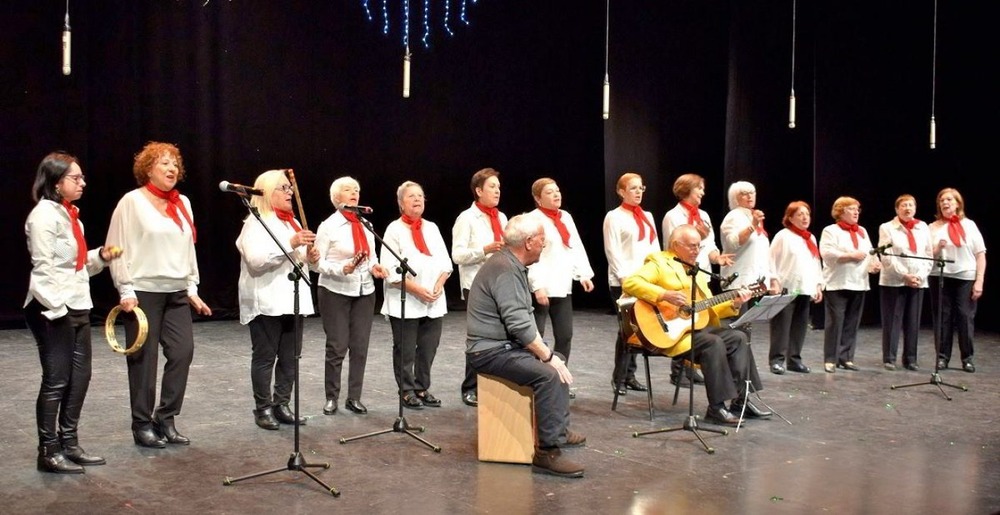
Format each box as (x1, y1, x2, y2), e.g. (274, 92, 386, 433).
(679, 306, 692, 317)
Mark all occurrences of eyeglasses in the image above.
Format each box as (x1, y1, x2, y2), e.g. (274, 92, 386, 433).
(677, 241, 701, 251)
(627, 185, 647, 193)
(64, 174, 85, 184)
(277, 185, 294, 194)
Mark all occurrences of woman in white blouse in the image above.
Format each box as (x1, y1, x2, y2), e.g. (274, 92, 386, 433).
(381, 181, 452, 409)
(315, 177, 388, 415)
(662, 173, 733, 272)
(927, 188, 986, 373)
(819, 196, 880, 373)
(877, 194, 932, 371)
(106, 142, 211, 448)
(236, 170, 318, 429)
(528, 178, 594, 366)
(25, 152, 119, 473)
(768, 201, 823, 374)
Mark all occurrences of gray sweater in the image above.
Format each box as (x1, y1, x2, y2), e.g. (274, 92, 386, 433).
(465, 248, 539, 353)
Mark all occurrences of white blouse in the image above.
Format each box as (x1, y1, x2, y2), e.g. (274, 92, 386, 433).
(603, 206, 660, 287)
(451, 203, 508, 293)
(380, 218, 452, 319)
(106, 189, 200, 300)
(720, 207, 773, 289)
(527, 208, 594, 297)
(24, 199, 107, 320)
(663, 203, 719, 271)
(927, 218, 987, 281)
(877, 218, 933, 288)
(236, 213, 315, 325)
(820, 223, 875, 292)
(314, 210, 380, 297)
(769, 228, 824, 297)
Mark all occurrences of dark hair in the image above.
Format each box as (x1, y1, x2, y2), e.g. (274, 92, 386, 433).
(470, 168, 499, 200)
(32, 152, 77, 203)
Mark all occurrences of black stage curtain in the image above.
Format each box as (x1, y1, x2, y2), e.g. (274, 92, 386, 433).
(2, 1, 995, 330)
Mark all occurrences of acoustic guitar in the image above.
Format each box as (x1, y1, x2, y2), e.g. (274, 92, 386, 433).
(632, 280, 767, 355)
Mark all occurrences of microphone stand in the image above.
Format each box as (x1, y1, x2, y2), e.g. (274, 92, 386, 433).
(634, 257, 727, 454)
(339, 215, 441, 452)
(224, 195, 339, 496)
(888, 250, 967, 399)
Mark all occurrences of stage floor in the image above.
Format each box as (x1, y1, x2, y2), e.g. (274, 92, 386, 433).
(1, 310, 997, 514)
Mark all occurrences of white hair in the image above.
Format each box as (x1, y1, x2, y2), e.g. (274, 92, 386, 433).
(329, 176, 359, 209)
(727, 181, 755, 210)
(503, 214, 543, 247)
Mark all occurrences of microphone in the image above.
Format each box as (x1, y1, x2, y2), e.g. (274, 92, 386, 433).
(720, 272, 739, 288)
(340, 205, 374, 215)
(62, 13, 71, 76)
(869, 243, 892, 255)
(219, 181, 263, 196)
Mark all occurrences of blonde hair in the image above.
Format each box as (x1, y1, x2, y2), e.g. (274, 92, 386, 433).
(672, 173, 704, 201)
(830, 196, 860, 221)
(615, 172, 642, 198)
(935, 188, 965, 220)
(531, 177, 556, 203)
(250, 169, 289, 218)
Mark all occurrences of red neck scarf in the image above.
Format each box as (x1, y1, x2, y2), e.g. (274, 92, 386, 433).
(275, 210, 302, 232)
(145, 183, 197, 243)
(62, 200, 87, 271)
(539, 207, 570, 247)
(680, 201, 703, 226)
(946, 216, 966, 247)
(836, 221, 863, 249)
(401, 214, 431, 255)
(789, 226, 820, 258)
(621, 203, 656, 243)
(749, 209, 768, 237)
(900, 218, 920, 253)
(341, 210, 371, 255)
(475, 202, 503, 242)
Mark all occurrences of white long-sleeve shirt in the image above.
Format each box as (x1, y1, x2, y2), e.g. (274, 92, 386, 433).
(927, 218, 986, 280)
(24, 199, 107, 320)
(451, 203, 508, 293)
(662, 203, 718, 271)
(527, 208, 594, 297)
(106, 189, 200, 300)
(820, 223, 875, 292)
(603, 206, 660, 287)
(236, 213, 315, 325)
(769, 228, 824, 297)
(720, 207, 772, 289)
(877, 218, 933, 288)
(380, 218, 452, 319)
(314, 210, 380, 297)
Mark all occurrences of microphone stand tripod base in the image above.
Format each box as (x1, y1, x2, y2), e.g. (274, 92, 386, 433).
(633, 415, 726, 454)
(339, 414, 442, 453)
(890, 372, 967, 401)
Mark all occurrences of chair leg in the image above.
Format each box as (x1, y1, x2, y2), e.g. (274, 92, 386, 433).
(672, 367, 681, 406)
(644, 354, 654, 421)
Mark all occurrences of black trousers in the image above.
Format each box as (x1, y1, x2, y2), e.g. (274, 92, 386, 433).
(768, 294, 812, 367)
(609, 286, 639, 385)
(124, 291, 194, 431)
(928, 276, 976, 363)
(880, 286, 924, 366)
(460, 289, 478, 395)
(468, 345, 571, 449)
(318, 288, 375, 402)
(533, 295, 574, 362)
(25, 300, 93, 450)
(691, 326, 761, 407)
(823, 289, 865, 365)
(248, 314, 300, 410)
(389, 316, 443, 395)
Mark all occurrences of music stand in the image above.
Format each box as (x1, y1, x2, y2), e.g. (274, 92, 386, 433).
(338, 215, 441, 452)
(888, 251, 967, 399)
(223, 195, 339, 496)
(729, 294, 795, 428)
(633, 257, 727, 454)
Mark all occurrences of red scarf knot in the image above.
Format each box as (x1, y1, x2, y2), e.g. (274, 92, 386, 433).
(946, 216, 966, 247)
(539, 207, 571, 247)
(836, 221, 863, 249)
(62, 200, 87, 271)
(622, 203, 656, 243)
(401, 214, 432, 255)
(145, 183, 197, 243)
(790, 226, 820, 258)
(341, 210, 371, 256)
(276, 210, 302, 232)
(900, 218, 920, 253)
(680, 201, 703, 226)
(475, 202, 503, 242)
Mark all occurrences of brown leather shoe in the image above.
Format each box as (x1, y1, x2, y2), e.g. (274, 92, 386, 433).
(532, 448, 584, 478)
(562, 430, 587, 448)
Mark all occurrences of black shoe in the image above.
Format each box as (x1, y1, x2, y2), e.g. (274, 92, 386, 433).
(273, 404, 306, 425)
(345, 399, 368, 414)
(962, 361, 976, 373)
(532, 448, 584, 478)
(62, 444, 106, 466)
(154, 419, 190, 445)
(904, 363, 920, 371)
(401, 393, 424, 410)
(132, 427, 167, 448)
(624, 377, 647, 392)
(837, 361, 859, 371)
(731, 399, 772, 419)
(253, 408, 280, 430)
(690, 368, 706, 384)
(670, 374, 692, 388)
(37, 446, 85, 474)
(568, 390, 576, 399)
(786, 362, 811, 373)
(462, 391, 478, 407)
(770, 363, 786, 375)
(323, 399, 337, 415)
(416, 391, 442, 407)
(704, 405, 740, 426)
(936, 358, 948, 370)
(612, 381, 627, 396)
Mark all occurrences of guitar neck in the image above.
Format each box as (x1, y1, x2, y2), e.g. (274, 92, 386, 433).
(692, 289, 743, 313)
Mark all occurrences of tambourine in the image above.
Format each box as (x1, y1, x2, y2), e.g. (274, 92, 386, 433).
(105, 306, 149, 356)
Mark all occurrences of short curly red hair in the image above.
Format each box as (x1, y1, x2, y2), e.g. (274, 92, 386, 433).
(132, 141, 185, 186)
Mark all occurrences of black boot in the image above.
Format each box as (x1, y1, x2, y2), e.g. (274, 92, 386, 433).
(253, 407, 280, 430)
(62, 441, 106, 466)
(153, 417, 190, 445)
(273, 404, 306, 425)
(37, 444, 84, 474)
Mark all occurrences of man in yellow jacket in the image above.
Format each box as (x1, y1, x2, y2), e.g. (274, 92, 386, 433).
(623, 224, 769, 425)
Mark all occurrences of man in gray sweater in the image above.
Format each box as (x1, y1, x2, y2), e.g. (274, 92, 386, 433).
(465, 214, 586, 478)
